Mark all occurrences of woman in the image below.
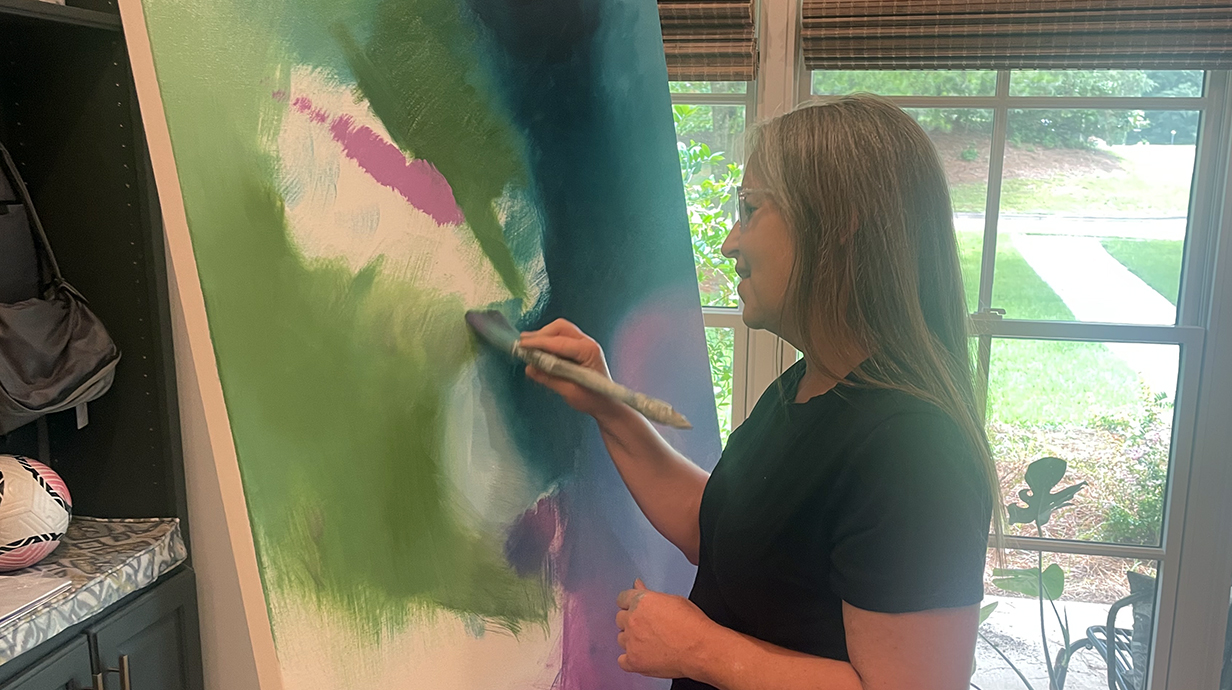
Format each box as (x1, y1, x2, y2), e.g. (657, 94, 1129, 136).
(520, 94, 999, 690)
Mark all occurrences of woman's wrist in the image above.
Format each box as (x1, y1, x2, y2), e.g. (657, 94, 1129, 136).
(592, 399, 642, 432)
(681, 618, 740, 687)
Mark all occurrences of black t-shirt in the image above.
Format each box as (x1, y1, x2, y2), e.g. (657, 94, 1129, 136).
(672, 361, 992, 690)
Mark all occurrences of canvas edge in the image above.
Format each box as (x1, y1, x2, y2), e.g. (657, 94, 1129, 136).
(116, 2, 285, 689)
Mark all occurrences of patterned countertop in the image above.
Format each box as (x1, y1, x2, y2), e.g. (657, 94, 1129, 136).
(0, 517, 187, 665)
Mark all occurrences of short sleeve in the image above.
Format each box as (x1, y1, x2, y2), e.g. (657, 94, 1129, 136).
(828, 411, 992, 613)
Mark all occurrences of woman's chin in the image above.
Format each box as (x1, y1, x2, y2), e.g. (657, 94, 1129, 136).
(740, 307, 766, 330)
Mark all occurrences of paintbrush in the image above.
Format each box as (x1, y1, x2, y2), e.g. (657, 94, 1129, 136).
(465, 310, 692, 430)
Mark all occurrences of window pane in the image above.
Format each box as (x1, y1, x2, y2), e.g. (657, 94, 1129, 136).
(811, 69, 996, 96)
(991, 109, 1197, 324)
(1010, 69, 1204, 98)
(904, 108, 994, 313)
(988, 340, 1178, 547)
(977, 551, 1158, 690)
(676, 103, 745, 307)
(705, 326, 734, 444)
(669, 81, 747, 94)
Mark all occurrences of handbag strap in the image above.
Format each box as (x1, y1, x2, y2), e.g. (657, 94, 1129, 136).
(0, 142, 64, 291)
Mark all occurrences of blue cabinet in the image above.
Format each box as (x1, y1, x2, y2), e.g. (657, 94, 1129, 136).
(0, 637, 93, 690)
(0, 570, 201, 690)
(88, 571, 202, 690)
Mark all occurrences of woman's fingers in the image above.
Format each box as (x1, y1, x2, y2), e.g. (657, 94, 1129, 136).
(518, 334, 596, 365)
(526, 365, 580, 397)
(519, 319, 581, 342)
(523, 318, 583, 339)
(617, 654, 633, 673)
(518, 320, 622, 419)
(616, 610, 629, 631)
(617, 587, 645, 611)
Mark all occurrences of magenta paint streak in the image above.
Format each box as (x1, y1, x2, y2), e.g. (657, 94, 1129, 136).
(558, 494, 654, 690)
(288, 96, 465, 226)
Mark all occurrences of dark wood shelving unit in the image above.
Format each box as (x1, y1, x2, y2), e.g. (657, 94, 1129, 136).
(0, 0, 120, 30)
(0, 1, 203, 688)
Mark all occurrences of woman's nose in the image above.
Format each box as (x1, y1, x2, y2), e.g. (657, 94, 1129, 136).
(720, 221, 739, 259)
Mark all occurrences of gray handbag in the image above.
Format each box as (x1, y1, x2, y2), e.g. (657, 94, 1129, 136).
(0, 142, 120, 436)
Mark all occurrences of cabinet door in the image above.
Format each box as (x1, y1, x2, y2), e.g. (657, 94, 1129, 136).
(87, 570, 202, 690)
(0, 636, 94, 690)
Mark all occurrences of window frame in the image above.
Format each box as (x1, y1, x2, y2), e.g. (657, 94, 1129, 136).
(671, 80, 759, 429)
(794, 63, 1231, 690)
(676, 3, 1232, 685)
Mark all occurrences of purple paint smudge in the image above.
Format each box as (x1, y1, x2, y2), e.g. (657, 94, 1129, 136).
(558, 491, 653, 690)
(504, 496, 559, 577)
(287, 96, 465, 226)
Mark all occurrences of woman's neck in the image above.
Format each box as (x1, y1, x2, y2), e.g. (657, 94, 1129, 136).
(795, 350, 864, 404)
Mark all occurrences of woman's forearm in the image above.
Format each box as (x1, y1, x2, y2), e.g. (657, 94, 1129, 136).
(595, 404, 710, 563)
(687, 625, 863, 690)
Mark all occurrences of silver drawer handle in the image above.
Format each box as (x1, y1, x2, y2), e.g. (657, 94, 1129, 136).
(119, 655, 132, 690)
(97, 655, 132, 690)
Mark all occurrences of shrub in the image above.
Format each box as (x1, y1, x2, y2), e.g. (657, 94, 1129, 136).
(1101, 391, 1171, 545)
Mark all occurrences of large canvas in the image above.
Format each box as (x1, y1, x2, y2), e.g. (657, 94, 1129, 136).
(132, 0, 721, 687)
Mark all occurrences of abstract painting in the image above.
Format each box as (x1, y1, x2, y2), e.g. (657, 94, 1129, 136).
(134, 0, 721, 687)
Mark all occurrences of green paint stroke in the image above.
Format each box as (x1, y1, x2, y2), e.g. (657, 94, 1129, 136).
(335, 0, 528, 300)
(142, 0, 551, 640)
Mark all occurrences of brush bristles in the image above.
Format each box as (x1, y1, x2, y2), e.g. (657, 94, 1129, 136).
(465, 309, 520, 352)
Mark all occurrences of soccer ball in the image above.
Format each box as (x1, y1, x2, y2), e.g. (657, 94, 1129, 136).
(0, 455, 72, 572)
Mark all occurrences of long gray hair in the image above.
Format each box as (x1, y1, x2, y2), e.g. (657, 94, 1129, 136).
(747, 93, 1003, 544)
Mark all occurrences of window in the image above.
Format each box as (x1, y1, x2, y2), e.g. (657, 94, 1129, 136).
(806, 68, 1222, 690)
(671, 80, 753, 443)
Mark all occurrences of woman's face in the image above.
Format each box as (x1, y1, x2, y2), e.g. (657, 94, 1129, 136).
(721, 167, 797, 337)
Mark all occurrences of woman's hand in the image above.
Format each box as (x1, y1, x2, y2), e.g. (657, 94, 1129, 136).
(520, 319, 627, 421)
(615, 579, 717, 679)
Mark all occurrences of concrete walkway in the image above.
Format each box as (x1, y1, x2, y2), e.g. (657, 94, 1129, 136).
(955, 214, 1187, 242)
(1008, 233, 1179, 397)
(975, 595, 1132, 690)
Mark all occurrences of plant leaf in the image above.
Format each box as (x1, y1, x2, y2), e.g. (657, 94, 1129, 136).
(979, 601, 998, 625)
(1025, 457, 1067, 495)
(1042, 563, 1065, 600)
(991, 567, 1041, 597)
(1006, 457, 1088, 528)
(991, 565, 1064, 600)
(1007, 503, 1038, 525)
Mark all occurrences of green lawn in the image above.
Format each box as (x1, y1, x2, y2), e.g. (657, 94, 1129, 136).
(1101, 238, 1183, 305)
(956, 230, 1142, 427)
(949, 145, 1194, 217)
(951, 183, 989, 215)
(999, 175, 1189, 216)
(952, 176, 1189, 216)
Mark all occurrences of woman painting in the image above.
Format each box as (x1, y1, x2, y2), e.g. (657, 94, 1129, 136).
(520, 94, 999, 690)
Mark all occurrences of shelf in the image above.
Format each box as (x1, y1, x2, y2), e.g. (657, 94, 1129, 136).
(0, 0, 120, 30)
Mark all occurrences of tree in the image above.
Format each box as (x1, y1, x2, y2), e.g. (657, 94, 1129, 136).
(812, 69, 1184, 149)
(1135, 70, 1203, 145)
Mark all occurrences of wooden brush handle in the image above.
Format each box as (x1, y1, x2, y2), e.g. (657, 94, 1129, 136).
(512, 344, 691, 429)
